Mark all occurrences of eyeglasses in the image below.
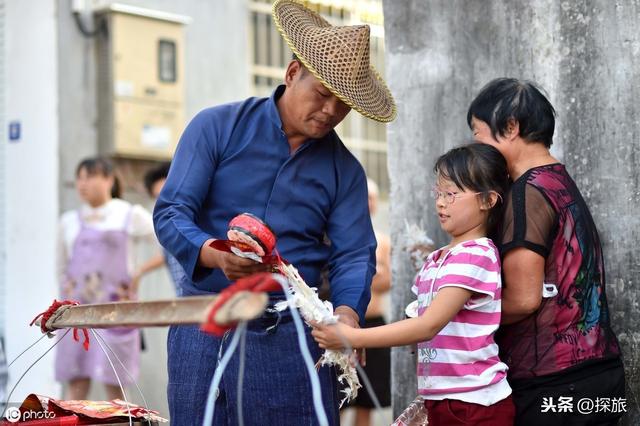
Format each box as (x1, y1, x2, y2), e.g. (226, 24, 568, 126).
(430, 187, 484, 205)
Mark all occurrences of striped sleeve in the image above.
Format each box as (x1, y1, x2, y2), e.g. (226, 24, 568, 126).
(435, 242, 501, 310)
(411, 271, 422, 296)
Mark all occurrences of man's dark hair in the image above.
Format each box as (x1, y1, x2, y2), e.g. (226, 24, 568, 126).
(467, 78, 556, 148)
(434, 143, 510, 240)
(144, 161, 171, 196)
(291, 53, 308, 78)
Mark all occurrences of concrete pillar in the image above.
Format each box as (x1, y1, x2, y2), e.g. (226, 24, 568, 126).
(383, 0, 640, 422)
(4, 0, 60, 399)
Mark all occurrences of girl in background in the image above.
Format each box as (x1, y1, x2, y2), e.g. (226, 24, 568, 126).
(55, 157, 157, 400)
(313, 144, 514, 425)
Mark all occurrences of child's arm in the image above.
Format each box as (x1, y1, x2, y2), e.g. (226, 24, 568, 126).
(312, 286, 473, 349)
(130, 252, 166, 296)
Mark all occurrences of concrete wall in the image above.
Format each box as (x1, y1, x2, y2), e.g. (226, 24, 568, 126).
(4, 0, 60, 400)
(382, 0, 640, 422)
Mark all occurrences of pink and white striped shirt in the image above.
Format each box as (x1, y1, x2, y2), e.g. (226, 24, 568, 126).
(413, 237, 511, 406)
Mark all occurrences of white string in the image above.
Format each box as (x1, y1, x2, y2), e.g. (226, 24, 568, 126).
(316, 315, 385, 422)
(202, 321, 247, 426)
(91, 330, 152, 426)
(353, 351, 384, 421)
(7, 334, 49, 367)
(201, 274, 340, 426)
(236, 325, 247, 426)
(274, 275, 329, 426)
(2, 329, 71, 416)
(89, 329, 133, 426)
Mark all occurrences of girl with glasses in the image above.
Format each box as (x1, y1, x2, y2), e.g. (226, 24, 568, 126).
(313, 143, 513, 425)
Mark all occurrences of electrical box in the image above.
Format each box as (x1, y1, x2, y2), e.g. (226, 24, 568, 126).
(95, 4, 190, 159)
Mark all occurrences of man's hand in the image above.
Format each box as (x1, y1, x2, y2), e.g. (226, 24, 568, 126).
(199, 239, 269, 280)
(334, 305, 360, 328)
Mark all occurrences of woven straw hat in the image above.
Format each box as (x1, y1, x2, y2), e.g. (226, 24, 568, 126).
(272, 0, 396, 122)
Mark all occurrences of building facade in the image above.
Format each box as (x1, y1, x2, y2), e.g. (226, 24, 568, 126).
(1, 0, 389, 416)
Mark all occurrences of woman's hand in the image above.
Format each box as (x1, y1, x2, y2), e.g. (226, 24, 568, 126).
(311, 322, 355, 350)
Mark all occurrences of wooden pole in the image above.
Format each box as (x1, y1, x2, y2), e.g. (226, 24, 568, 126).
(42, 292, 269, 330)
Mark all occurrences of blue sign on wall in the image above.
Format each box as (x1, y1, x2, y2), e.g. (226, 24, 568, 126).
(9, 121, 20, 142)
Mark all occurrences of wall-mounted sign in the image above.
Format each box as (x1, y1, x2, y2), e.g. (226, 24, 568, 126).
(9, 121, 21, 142)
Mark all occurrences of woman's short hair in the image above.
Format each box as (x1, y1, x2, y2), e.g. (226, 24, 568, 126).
(467, 78, 556, 148)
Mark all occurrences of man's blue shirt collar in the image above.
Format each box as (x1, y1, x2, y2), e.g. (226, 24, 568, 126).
(267, 85, 286, 130)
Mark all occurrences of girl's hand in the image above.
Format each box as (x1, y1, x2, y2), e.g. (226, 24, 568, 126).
(311, 322, 354, 350)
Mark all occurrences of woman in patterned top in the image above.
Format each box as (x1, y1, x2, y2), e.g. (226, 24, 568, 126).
(313, 144, 514, 425)
(468, 78, 625, 426)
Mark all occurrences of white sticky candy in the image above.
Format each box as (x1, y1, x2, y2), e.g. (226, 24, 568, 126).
(227, 229, 266, 256)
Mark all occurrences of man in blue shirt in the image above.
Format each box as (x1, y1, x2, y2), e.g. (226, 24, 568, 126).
(153, 1, 396, 424)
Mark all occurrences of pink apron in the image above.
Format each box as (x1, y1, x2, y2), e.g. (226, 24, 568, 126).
(54, 209, 140, 386)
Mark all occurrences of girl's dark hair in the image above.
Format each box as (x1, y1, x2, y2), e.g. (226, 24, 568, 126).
(467, 78, 556, 148)
(76, 157, 121, 199)
(434, 143, 510, 240)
